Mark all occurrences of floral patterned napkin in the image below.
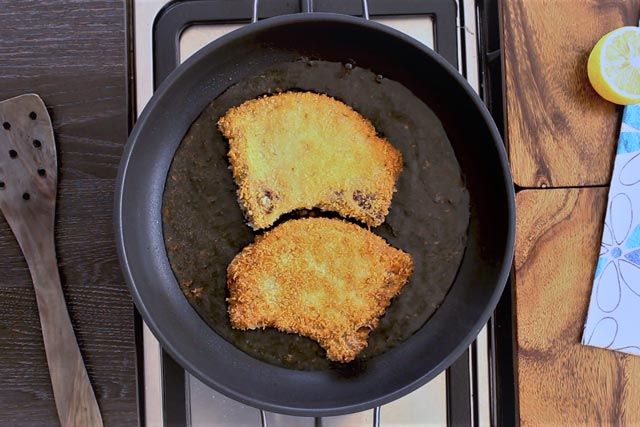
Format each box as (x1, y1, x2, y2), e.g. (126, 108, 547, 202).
(582, 104, 640, 356)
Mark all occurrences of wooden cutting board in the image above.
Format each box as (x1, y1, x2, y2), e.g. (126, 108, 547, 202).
(515, 189, 640, 425)
(503, 0, 640, 424)
(503, 0, 640, 188)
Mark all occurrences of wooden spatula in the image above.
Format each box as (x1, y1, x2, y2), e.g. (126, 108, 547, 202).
(0, 94, 103, 427)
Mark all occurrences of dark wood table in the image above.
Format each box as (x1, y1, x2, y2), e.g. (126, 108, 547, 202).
(0, 1, 138, 425)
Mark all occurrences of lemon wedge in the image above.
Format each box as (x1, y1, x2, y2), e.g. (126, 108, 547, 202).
(588, 26, 640, 105)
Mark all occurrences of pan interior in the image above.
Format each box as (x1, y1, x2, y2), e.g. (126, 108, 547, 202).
(162, 59, 470, 370)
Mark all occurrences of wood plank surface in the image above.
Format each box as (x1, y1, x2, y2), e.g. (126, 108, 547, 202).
(503, 0, 640, 188)
(0, 1, 138, 425)
(515, 188, 640, 425)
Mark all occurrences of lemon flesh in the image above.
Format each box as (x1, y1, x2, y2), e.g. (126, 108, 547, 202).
(588, 26, 640, 105)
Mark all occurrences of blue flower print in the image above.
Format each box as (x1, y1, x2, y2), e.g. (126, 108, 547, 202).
(595, 194, 640, 309)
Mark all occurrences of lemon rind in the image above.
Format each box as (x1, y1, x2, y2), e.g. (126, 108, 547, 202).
(597, 27, 640, 102)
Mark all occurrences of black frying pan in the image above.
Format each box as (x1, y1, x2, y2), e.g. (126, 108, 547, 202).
(115, 11, 515, 416)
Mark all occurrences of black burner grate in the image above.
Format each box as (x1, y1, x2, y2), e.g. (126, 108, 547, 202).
(144, 1, 513, 425)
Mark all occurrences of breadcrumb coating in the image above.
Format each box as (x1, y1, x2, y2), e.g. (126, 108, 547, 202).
(227, 217, 413, 363)
(217, 92, 403, 230)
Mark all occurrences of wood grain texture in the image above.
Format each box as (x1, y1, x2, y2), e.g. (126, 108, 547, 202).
(515, 188, 640, 426)
(0, 94, 102, 427)
(503, 0, 640, 188)
(0, 1, 137, 426)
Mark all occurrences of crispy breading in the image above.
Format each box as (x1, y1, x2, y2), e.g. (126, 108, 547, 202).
(217, 92, 403, 230)
(227, 217, 414, 363)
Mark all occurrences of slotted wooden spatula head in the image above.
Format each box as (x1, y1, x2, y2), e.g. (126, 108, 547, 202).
(0, 93, 57, 242)
(0, 94, 102, 427)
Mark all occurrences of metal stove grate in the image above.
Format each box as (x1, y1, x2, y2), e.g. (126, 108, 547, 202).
(130, 0, 512, 425)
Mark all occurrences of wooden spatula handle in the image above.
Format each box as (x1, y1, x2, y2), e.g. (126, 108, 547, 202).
(0, 94, 102, 426)
(23, 230, 103, 427)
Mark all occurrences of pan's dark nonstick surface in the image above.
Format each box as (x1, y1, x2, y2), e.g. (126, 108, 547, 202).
(162, 60, 470, 370)
(117, 13, 514, 416)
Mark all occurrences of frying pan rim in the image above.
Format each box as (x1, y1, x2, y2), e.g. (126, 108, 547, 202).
(115, 12, 516, 415)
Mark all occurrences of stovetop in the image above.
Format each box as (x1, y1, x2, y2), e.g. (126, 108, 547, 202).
(130, 1, 514, 425)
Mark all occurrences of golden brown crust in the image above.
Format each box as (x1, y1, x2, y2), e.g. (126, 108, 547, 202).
(227, 217, 414, 363)
(217, 92, 403, 230)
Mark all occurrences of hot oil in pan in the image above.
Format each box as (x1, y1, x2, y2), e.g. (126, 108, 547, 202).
(162, 60, 470, 370)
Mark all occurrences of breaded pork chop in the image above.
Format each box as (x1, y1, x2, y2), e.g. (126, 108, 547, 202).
(217, 92, 403, 230)
(227, 217, 413, 363)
